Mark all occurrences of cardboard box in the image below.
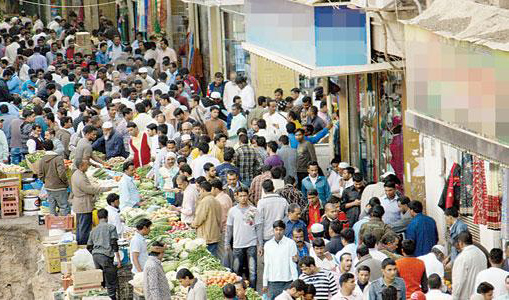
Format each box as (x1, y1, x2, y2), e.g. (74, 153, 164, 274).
(46, 256, 72, 274)
(43, 241, 78, 259)
(73, 269, 103, 288)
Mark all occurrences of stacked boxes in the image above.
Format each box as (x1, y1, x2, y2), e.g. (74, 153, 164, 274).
(43, 241, 78, 273)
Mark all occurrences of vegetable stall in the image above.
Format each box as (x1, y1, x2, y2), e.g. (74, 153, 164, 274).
(87, 162, 262, 300)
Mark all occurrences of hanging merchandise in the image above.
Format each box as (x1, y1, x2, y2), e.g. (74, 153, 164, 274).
(460, 152, 473, 215)
(486, 163, 501, 230)
(438, 162, 461, 211)
(472, 157, 487, 225)
(502, 169, 509, 239)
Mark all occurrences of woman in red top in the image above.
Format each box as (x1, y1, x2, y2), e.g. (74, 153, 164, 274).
(395, 239, 428, 298)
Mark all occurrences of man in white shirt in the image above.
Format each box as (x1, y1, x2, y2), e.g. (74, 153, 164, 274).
(236, 76, 255, 112)
(475, 248, 509, 298)
(108, 35, 124, 62)
(227, 104, 247, 144)
(452, 231, 488, 300)
(263, 220, 299, 299)
(0, 119, 8, 163)
(151, 72, 170, 94)
(173, 175, 199, 224)
(331, 273, 363, 300)
(328, 160, 348, 196)
(223, 71, 241, 111)
(311, 238, 338, 272)
(418, 244, 446, 280)
(156, 38, 177, 69)
(5, 37, 20, 64)
(275, 279, 307, 300)
(263, 99, 288, 138)
(426, 274, 452, 300)
(105, 193, 124, 236)
(130, 218, 152, 273)
(190, 142, 220, 178)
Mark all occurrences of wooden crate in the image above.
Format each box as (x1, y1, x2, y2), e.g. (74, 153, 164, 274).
(45, 215, 74, 230)
(73, 269, 103, 289)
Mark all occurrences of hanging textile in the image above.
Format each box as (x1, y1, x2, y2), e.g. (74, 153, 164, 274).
(459, 153, 473, 215)
(472, 157, 487, 225)
(438, 162, 461, 211)
(501, 168, 509, 239)
(486, 163, 501, 230)
(159, 0, 167, 33)
(137, 0, 146, 32)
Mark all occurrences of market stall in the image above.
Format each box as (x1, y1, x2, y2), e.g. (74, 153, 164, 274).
(30, 155, 262, 299)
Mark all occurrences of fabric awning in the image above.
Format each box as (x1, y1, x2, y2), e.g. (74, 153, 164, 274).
(242, 42, 403, 78)
(403, 0, 509, 52)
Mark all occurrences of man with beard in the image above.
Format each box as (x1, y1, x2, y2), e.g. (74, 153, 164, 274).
(92, 122, 128, 160)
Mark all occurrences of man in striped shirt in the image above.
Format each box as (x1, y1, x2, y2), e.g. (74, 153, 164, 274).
(299, 256, 339, 300)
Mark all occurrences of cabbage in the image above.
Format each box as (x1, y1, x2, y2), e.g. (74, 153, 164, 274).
(139, 182, 154, 189)
(162, 261, 179, 272)
(185, 238, 206, 251)
(180, 250, 189, 259)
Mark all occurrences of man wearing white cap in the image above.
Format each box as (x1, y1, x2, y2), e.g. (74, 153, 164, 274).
(92, 121, 128, 160)
(328, 158, 348, 197)
(418, 245, 446, 281)
(137, 67, 156, 90)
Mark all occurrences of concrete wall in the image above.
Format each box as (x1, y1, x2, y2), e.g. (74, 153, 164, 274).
(249, 53, 299, 99)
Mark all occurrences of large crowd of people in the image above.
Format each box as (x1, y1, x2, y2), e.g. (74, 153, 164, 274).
(0, 13, 508, 300)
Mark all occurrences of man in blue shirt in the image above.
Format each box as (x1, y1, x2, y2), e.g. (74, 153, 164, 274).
(444, 207, 469, 263)
(95, 42, 110, 66)
(27, 46, 47, 71)
(301, 161, 331, 206)
(287, 122, 330, 149)
(405, 200, 438, 257)
(284, 203, 309, 241)
(119, 161, 143, 210)
(7, 71, 22, 95)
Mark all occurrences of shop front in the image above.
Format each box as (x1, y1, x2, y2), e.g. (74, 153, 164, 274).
(404, 0, 509, 247)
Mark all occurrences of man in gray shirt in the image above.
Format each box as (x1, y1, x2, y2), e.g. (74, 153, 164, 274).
(87, 209, 121, 300)
(257, 179, 289, 242)
(73, 125, 105, 168)
(277, 135, 297, 179)
(389, 196, 413, 234)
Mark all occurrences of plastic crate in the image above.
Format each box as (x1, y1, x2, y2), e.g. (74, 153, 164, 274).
(1, 199, 20, 218)
(0, 177, 21, 189)
(45, 215, 74, 230)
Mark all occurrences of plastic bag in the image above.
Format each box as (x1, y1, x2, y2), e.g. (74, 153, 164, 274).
(71, 249, 95, 271)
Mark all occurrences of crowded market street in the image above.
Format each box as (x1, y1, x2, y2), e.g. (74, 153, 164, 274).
(0, 0, 508, 299)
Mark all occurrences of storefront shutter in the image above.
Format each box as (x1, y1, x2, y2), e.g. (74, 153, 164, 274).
(459, 215, 480, 244)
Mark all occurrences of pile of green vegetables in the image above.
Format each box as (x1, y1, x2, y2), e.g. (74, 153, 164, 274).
(92, 168, 110, 180)
(206, 284, 261, 299)
(19, 151, 46, 169)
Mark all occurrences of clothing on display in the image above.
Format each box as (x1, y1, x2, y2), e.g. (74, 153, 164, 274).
(438, 162, 461, 211)
(459, 153, 473, 215)
(472, 157, 487, 225)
